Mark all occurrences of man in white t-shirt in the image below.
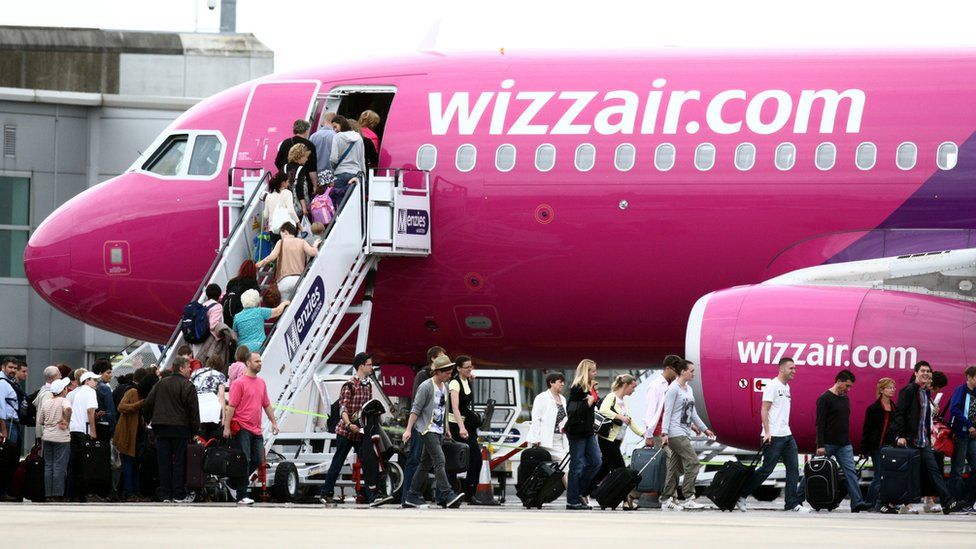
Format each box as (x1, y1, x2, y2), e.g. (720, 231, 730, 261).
(68, 372, 100, 502)
(736, 358, 809, 512)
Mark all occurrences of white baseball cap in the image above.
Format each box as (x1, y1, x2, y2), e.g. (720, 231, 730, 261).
(50, 378, 70, 394)
(80, 372, 99, 383)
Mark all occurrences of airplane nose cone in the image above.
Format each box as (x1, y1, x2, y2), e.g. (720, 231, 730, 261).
(24, 198, 81, 313)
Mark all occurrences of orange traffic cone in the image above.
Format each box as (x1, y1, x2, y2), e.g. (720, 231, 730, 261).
(471, 446, 500, 506)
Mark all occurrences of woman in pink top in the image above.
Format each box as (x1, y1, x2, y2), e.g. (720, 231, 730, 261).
(358, 110, 381, 152)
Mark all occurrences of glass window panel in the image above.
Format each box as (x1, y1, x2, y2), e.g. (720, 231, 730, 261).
(456, 144, 476, 172)
(615, 144, 635, 171)
(535, 144, 556, 172)
(816, 143, 836, 170)
(654, 143, 675, 171)
(575, 144, 595, 171)
(775, 143, 796, 170)
(937, 142, 958, 170)
(187, 135, 222, 176)
(0, 229, 28, 278)
(495, 144, 516, 172)
(897, 142, 917, 170)
(856, 143, 876, 170)
(735, 144, 756, 171)
(695, 143, 715, 171)
(0, 176, 30, 226)
(417, 145, 437, 171)
(144, 135, 188, 176)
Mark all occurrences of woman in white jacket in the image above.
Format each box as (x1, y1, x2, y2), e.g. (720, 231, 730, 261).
(528, 372, 570, 462)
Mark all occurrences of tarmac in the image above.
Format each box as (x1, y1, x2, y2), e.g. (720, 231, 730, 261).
(5, 500, 976, 548)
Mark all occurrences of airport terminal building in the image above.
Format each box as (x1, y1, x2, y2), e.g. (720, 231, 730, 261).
(0, 25, 272, 375)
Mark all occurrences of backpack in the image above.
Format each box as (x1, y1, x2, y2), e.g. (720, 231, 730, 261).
(180, 301, 216, 344)
(326, 381, 354, 433)
(310, 189, 335, 226)
(1, 377, 29, 424)
(24, 388, 40, 426)
(222, 290, 240, 325)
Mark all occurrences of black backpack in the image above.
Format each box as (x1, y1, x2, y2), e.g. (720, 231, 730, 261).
(1, 377, 29, 425)
(326, 381, 355, 433)
(221, 290, 240, 326)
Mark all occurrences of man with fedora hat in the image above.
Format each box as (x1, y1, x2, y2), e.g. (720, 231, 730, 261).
(319, 352, 391, 506)
(402, 354, 464, 509)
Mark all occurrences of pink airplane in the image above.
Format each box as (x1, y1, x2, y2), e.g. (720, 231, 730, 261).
(23, 50, 976, 451)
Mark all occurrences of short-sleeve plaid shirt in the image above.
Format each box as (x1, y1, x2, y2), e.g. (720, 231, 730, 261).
(336, 376, 372, 441)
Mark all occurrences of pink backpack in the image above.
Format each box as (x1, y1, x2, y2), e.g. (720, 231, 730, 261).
(310, 189, 335, 225)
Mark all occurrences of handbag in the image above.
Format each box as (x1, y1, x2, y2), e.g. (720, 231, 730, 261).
(269, 201, 292, 233)
(594, 411, 613, 438)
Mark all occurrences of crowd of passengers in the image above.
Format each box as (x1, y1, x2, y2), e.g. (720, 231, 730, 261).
(4, 347, 976, 513)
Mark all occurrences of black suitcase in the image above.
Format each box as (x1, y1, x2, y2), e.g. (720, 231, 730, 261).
(82, 436, 112, 491)
(23, 452, 45, 502)
(139, 443, 160, 498)
(804, 457, 847, 511)
(879, 446, 921, 505)
(631, 446, 667, 493)
(517, 454, 569, 508)
(442, 440, 470, 475)
(204, 441, 248, 478)
(706, 445, 764, 511)
(592, 447, 665, 510)
(517, 446, 553, 489)
(185, 441, 207, 492)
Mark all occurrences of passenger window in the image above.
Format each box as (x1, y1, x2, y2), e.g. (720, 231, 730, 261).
(815, 143, 836, 170)
(144, 135, 189, 176)
(495, 144, 516, 172)
(775, 143, 796, 171)
(654, 143, 675, 171)
(574, 144, 595, 172)
(855, 142, 876, 170)
(896, 142, 917, 170)
(456, 144, 476, 172)
(695, 143, 715, 171)
(417, 144, 437, 171)
(535, 144, 556, 172)
(614, 144, 635, 172)
(187, 135, 222, 176)
(734, 143, 756, 171)
(937, 142, 958, 170)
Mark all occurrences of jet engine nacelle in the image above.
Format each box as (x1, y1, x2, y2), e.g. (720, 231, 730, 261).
(686, 284, 976, 451)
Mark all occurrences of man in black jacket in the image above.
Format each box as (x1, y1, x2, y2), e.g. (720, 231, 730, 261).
(144, 356, 200, 503)
(891, 360, 961, 514)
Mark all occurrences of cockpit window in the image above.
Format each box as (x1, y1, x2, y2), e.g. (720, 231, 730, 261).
(144, 135, 188, 176)
(188, 135, 222, 176)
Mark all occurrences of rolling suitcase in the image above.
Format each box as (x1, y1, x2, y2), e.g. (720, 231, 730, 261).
(517, 446, 553, 489)
(592, 447, 665, 510)
(23, 442, 45, 502)
(517, 454, 569, 508)
(442, 440, 470, 475)
(82, 435, 112, 492)
(706, 444, 765, 511)
(204, 440, 248, 478)
(879, 446, 921, 505)
(185, 440, 207, 492)
(631, 446, 667, 493)
(804, 457, 847, 511)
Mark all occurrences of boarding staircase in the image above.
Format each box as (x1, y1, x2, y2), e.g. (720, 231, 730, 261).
(157, 167, 432, 499)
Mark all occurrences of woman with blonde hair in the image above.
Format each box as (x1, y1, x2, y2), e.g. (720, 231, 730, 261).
(287, 142, 315, 217)
(861, 377, 897, 511)
(563, 359, 602, 510)
(592, 374, 645, 505)
(357, 110, 381, 168)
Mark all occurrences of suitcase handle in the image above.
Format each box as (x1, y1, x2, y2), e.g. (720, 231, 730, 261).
(556, 453, 571, 473)
(747, 442, 769, 469)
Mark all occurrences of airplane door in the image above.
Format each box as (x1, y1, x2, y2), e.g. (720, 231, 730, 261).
(230, 80, 321, 178)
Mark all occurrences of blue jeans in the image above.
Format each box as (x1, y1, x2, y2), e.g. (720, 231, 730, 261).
(740, 436, 801, 509)
(567, 434, 601, 505)
(42, 440, 70, 497)
(120, 453, 139, 498)
(867, 449, 883, 507)
(799, 444, 864, 509)
(401, 428, 424, 500)
(950, 436, 976, 502)
(235, 430, 264, 501)
(331, 172, 358, 209)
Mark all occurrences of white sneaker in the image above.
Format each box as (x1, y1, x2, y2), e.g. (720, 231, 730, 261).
(661, 497, 685, 511)
(735, 498, 748, 512)
(237, 497, 255, 505)
(924, 503, 942, 513)
(899, 504, 920, 514)
(791, 505, 813, 513)
(682, 497, 705, 510)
